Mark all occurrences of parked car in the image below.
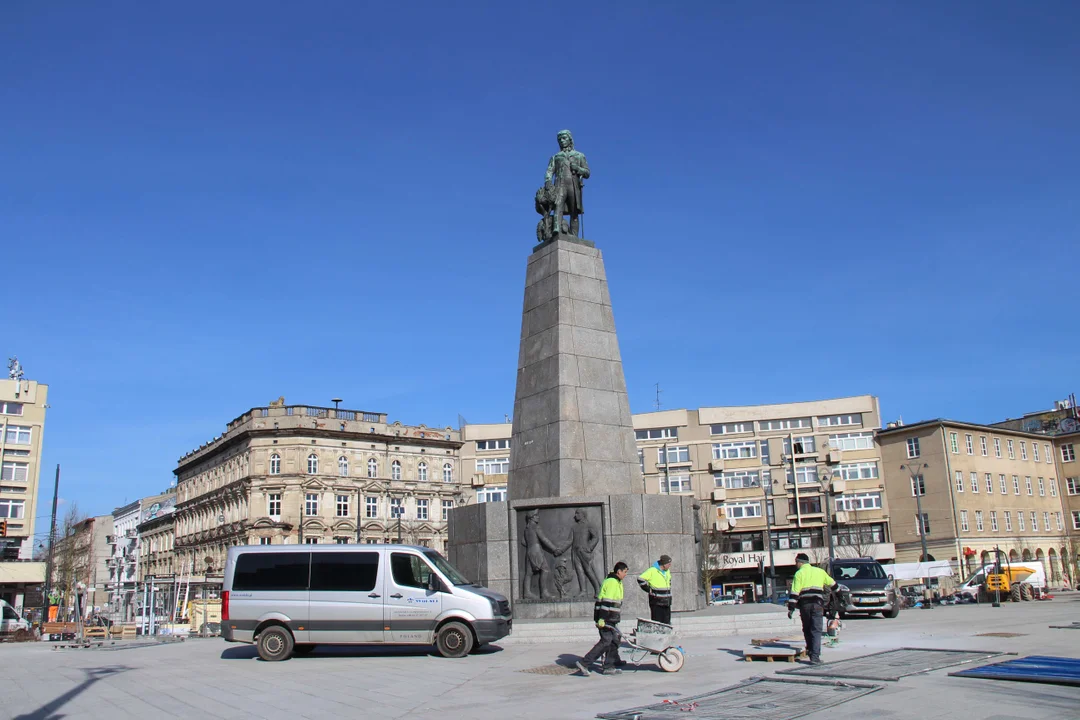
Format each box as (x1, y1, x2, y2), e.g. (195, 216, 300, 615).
(825, 557, 900, 618)
(711, 594, 738, 606)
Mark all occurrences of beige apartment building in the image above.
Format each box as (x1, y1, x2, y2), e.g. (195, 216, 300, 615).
(877, 419, 1073, 588)
(173, 401, 469, 589)
(457, 395, 892, 600)
(136, 491, 177, 585)
(0, 362, 48, 612)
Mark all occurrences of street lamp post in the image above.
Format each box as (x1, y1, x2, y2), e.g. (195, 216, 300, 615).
(819, 467, 836, 564)
(763, 479, 777, 599)
(900, 462, 933, 609)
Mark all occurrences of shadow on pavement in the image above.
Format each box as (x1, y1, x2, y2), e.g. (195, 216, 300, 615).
(220, 643, 505, 661)
(14, 666, 131, 720)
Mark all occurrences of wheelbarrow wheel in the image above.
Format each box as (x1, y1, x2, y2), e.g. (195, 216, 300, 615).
(658, 647, 685, 673)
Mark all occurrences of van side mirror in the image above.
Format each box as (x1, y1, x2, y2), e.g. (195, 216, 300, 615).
(427, 574, 445, 593)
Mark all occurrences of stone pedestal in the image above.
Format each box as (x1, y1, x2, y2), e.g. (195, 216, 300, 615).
(449, 236, 704, 620)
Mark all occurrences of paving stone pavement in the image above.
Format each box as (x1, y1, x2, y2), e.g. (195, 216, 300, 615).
(2, 596, 1079, 720)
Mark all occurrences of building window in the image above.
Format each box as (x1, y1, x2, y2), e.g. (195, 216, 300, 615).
(911, 475, 926, 496)
(713, 442, 754, 460)
(0, 462, 28, 483)
(1043, 511, 1050, 532)
(993, 438, 1001, 458)
(710, 422, 753, 435)
(259, 537, 272, 545)
(365, 496, 378, 518)
(443, 463, 453, 482)
(830, 432, 874, 451)
(269, 454, 281, 475)
(338, 456, 349, 477)
(998, 474, 1007, 494)
(960, 510, 969, 532)
(906, 438, 921, 458)
(759, 418, 811, 432)
(788, 496, 822, 515)
(442, 499, 454, 518)
(1031, 511, 1038, 532)
(1018, 511, 1025, 531)
(838, 462, 878, 481)
(0, 499, 25, 518)
(305, 493, 319, 516)
(475, 439, 511, 450)
(759, 440, 770, 464)
(268, 494, 281, 518)
(391, 460, 402, 481)
(336, 495, 349, 517)
(965, 434, 974, 455)
(635, 427, 678, 440)
(417, 462, 428, 482)
(1033, 443, 1041, 463)
(390, 497, 404, 518)
(724, 501, 762, 519)
(949, 432, 959, 454)
(1012, 475, 1020, 495)
(3, 426, 31, 445)
(1004, 511, 1012, 531)
(1007, 440, 1015, 459)
(1050, 478, 1057, 497)
(416, 499, 428, 520)
(304, 537, 319, 545)
(975, 511, 984, 531)
(335, 537, 349, 544)
(1062, 444, 1076, 463)
(787, 463, 819, 485)
(986, 474, 994, 494)
(990, 511, 998, 532)
(1037, 477, 1045, 496)
(368, 458, 378, 478)
(475, 457, 509, 475)
(658, 446, 691, 464)
(1044, 443, 1052, 464)
(980, 436, 988, 456)
(1073, 511, 1080, 531)
(307, 454, 319, 474)
(476, 486, 507, 503)
(660, 473, 692, 494)
(1056, 512, 1064, 531)
(955, 471, 964, 493)
(835, 492, 882, 511)
(817, 414, 861, 427)
(970, 472, 979, 493)
(0, 402, 24, 415)
(715, 469, 760, 489)
(783, 436, 816, 455)
(916, 513, 930, 536)
(1020, 442, 1028, 460)
(1025, 476, 1033, 496)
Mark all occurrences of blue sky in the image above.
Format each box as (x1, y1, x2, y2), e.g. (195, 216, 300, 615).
(3, 1, 1078, 525)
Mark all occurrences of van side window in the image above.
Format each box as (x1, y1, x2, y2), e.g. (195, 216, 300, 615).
(233, 553, 311, 591)
(2, 606, 17, 620)
(391, 552, 431, 589)
(311, 552, 379, 592)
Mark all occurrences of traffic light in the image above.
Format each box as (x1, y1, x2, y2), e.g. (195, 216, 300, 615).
(0, 519, 7, 537)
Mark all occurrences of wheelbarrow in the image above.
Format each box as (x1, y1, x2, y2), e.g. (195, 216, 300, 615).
(614, 618, 685, 672)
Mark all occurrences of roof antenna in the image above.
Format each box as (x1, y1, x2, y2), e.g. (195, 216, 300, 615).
(655, 383, 663, 412)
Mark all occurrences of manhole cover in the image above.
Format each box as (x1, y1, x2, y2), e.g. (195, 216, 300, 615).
(976, 632, 1026, 638)
(597, 677, 881, 719)
(778, 648, 1011, 682)
(519, 663, 576, 676)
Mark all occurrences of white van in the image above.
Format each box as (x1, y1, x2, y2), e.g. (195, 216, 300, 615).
(0, 600, 29, 634)
(222, 544, 512, 661)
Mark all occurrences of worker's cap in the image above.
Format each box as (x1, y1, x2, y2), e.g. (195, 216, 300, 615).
(795, 553, 810, 563)
(659, 555, 672, 565)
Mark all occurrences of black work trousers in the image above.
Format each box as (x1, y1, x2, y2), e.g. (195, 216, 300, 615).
(581, 625, 622, 669)
(649, 601, 671, 625)
(799, 600, 824, 661)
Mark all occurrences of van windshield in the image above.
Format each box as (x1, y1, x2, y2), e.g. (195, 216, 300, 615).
(424, 551, 471, 586)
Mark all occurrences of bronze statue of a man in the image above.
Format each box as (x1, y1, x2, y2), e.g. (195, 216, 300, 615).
(570, 508, 602, 597)
(521, 509, 567, 600)
(545, 129, 590, 238)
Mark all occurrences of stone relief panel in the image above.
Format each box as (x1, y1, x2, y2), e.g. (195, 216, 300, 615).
(517, 505, 605, 602)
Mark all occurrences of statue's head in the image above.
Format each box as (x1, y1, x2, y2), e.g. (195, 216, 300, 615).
(526, 509, 540, 525)
(557, 130, 574, 150)
(574, 508, 585, 522)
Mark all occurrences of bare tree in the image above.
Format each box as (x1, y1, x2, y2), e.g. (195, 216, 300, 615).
(697, 504, 724, 601)
(50, 504, 88, 621)
(834, 508, 878, 559)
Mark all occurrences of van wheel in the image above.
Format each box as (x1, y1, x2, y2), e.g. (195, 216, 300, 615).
(436, 622, 474, 658)
(257, 626, 294, 662)
(884, 605, 900, 619)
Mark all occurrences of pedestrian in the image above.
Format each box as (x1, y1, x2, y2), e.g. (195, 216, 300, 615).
(637, 554, 673, 625)
(576, 561, 628, 676)
(786, 553, 836, 665)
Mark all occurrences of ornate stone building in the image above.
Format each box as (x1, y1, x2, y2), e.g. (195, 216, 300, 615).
(136, 491, 177, 584)
(173, 401, 467, 585)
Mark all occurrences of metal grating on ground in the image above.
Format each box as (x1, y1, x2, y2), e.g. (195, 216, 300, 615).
(777, 648, 1011, 682)
(975, 632, 1027, 638)
(1048, 622, 1080, 630)
(596, 677, 880, 720)
(519, 663, 578, 676)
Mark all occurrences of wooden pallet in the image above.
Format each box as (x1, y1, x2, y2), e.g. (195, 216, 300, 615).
(743, 647, 805, 663)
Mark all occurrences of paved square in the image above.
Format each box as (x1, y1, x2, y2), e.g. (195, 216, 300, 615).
(2, 597, 1079, 720)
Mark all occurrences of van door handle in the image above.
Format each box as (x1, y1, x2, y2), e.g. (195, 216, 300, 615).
(390, 593, 403, 599)
(368, 593, 381, 599)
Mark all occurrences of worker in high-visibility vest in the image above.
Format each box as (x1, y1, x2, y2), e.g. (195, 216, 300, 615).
(786, 553, 835, 665)
(637, 554, 673, 624)
(576, 561, 628, 676)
